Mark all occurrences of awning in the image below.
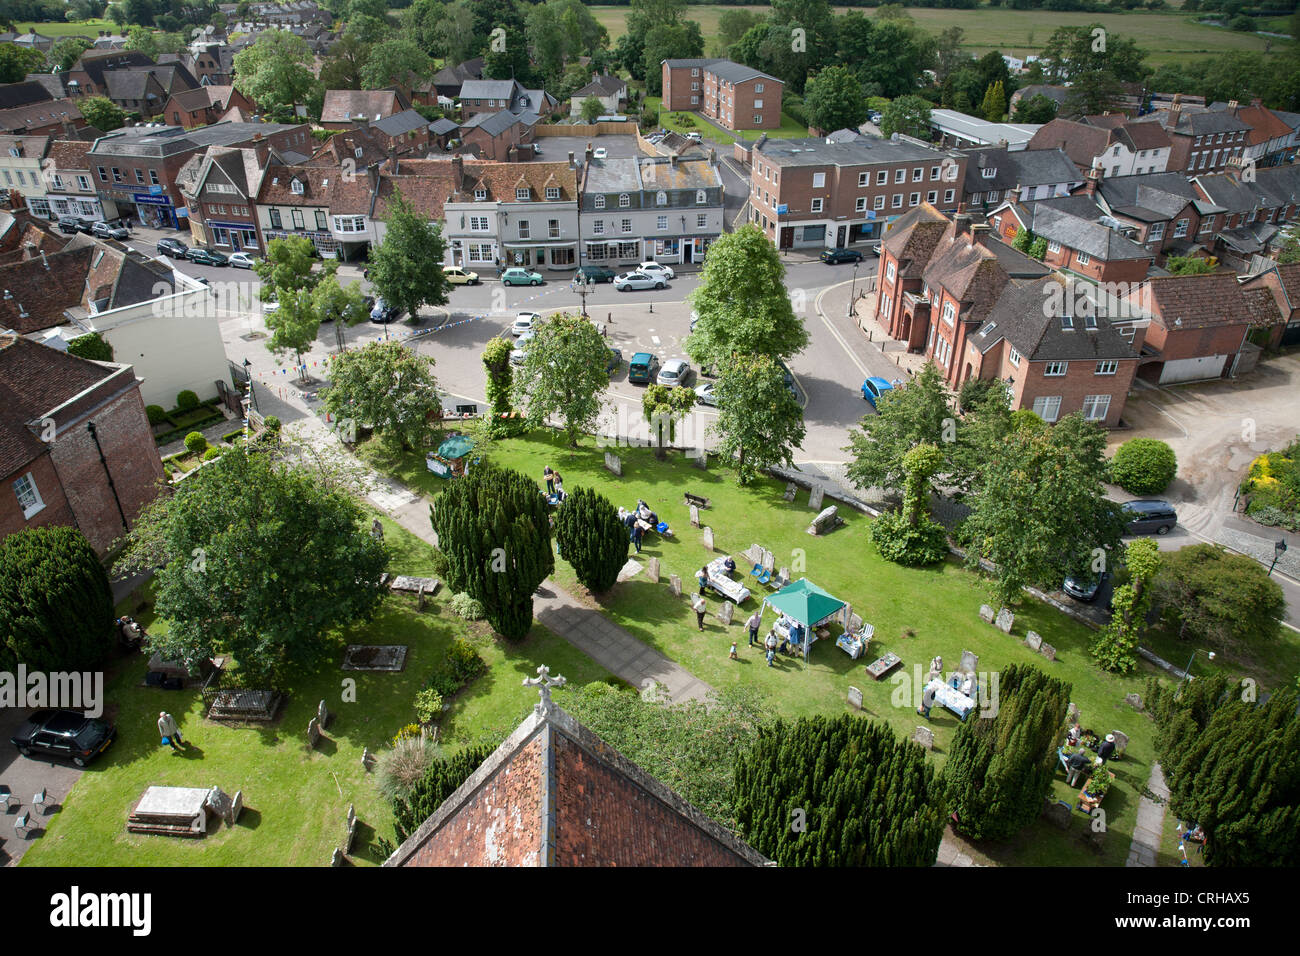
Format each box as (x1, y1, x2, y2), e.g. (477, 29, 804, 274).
(436, 435, 474, 460)
(764, 578, 845, 628)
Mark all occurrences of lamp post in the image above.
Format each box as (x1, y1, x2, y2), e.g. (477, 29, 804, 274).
(571, 270, 592, 318)
(847, 262, 861, 318)
(1269, 538, 1287, 576)
(242, 356, 258, 412)
(1178, 648, 1215, 694)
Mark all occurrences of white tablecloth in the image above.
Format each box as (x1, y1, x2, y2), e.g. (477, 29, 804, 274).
(924, 678, 976, 719)
(705, 557, 750, 603)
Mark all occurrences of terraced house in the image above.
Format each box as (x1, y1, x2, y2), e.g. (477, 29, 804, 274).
(990, 194, 1155, 285)
(255, 162, 377, 261)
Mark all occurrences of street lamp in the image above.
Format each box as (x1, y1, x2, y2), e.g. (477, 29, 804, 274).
(571, 271, 593, 318)
(1269, 538, 1288, 576)
(847, 262, 861, 318)
(1178, 648, 1215, 694)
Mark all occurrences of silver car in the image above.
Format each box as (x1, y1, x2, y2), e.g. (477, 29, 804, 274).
(638, 261, 675, 281)
(614, 271, 666, 291)
(657, 359, 692, 387)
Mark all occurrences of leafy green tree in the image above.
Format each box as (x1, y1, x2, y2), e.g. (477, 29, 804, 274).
(0, 44, 45, 84)
(710, 354, 805, 485)
(481, 336, 516, 433)
(66, 331, 114, 362)
(1166, 255, 1217, 276)
(879, 94, 932, 139)
(686, 224, 808, 371)
(735, 714, 947, 866)
(933, 25, 968, 84)
(642, 20, 704, 94)
(367, 192, 450, 325)
(255, 236, 322, 298)
(322, 340, 440, 451)
(117, 447, 389, 686)
(641, 382, 696, 459)
(263, 285, 320, 382)
(844, 363, 951, 495)
(1027, 236, 1048, 261)
(428, 464, 554, 640)
(981, 79, 1007, 121)
(580, 95, 603, 124)
(555, 486, 628, 593)
(512, 313, 610, 447)
(317, 27, 370, 90)
(48, 37, 93, 72)
(942, 663, 1072, 841)
(0, 526, 115, 673)
(804, 65, 868, 133)
(1092, 538, 1159, 673)
(1275, 233, 1299, 265)
(233, 29, 320, 113)
(717, 7, 764, 53)
(313, 272, 369, 352)
(959, 413, 1125, 607)
(1012, 225, 1034, 254)
(1110, 437, 1177, 495)
(359, 37, 431, 98)
(79, 96, 126, 132)
(870, 442, 949, 566)
(1151, 543, 1286, 652)
(1013, 93, 1059, 124)
(1146, 674, 1300, 866)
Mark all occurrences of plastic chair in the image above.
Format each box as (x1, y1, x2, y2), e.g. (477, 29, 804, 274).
(0, 785, 17, 812)
(33, 788, 50, 814)
(14, 812, 31, 838)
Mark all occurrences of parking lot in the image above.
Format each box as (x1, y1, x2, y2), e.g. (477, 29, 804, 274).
(528, 134, 643, 162)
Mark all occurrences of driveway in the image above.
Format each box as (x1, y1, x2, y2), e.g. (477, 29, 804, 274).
(0, 708, 86, 865)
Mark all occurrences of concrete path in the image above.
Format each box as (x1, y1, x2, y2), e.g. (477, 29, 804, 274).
(1126, 762, 1169, 867)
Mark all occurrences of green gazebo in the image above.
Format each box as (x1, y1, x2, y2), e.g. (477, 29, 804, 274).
(763, 578, 847, 661)
(426, 434, 475, 479)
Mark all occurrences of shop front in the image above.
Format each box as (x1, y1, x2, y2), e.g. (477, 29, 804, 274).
(133, 190, 180, 230)
(502, 239, 577, 271)
(262, 228, 338, 258)
(207, 219, 260, 252)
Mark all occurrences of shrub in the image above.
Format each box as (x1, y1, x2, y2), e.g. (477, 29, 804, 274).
(145, 404, 167, 425)
(391, 744, 496, 841)
(428, 547, 449, 581)
(554, 486, 629, 593)
(449, 591, 484, 620)
(184, 431, 207, 456)
(263, 415, 282, 433)
(869, 510, 949, 566)
(415, 688, 444, 724)
(202, 447, 222, 461)
(445, 637, 485, 683)
(424, 670, 461, 698)
(1230, 13, 1254, 30)
(176, 389, 199, 410)
(66, 331, 114, 362)
(1247, 505, 1300, 532)
(1110, 438, 1177, 495)
(375, 734, 440, 804)
(392, 722, 423, 743)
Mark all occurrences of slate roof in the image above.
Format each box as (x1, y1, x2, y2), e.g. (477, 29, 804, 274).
(708, 60, 780, 86)
(459, 79, 521, 102)
(0, 80, 56, 108)
(757, 135, 959, 168)
(572, 74, 625, 99)
(1192, 172, 1261, 215)
(168, 85, 241, 112)
(70, 50, 157, 89)
(1254, 164, 1300, 208)
(370, 109, 430, 137)
(1015, 198, 1154, 262)
(460, 109, 528, 138)
(961, 146, 1080, 193)
(428, 117, 458, 136)
(1131, 108, 1250, 137)
(105, 70, 162, 103)
(973, 276, 1139, 361)
(1098, 172, 1201, 222)
(0, 135, 51, 160)
(431, 57, 484, 90)
(0, 99, 83, 134)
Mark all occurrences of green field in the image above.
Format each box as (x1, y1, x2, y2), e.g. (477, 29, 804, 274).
(590, 4, 1279, 65)
(14, 19, 115, 38)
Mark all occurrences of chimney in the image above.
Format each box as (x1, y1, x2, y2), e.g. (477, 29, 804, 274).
(670, 153, 677, 168)
(754, 132, 767, 150)
(1227, 99, 1239, 114)
(953, 212, 971, 240)
(40, 250, 49, 271)
(389, 146, 397, 173)
(451, 154, 463, 178)
(1083, 164, 1103, 197)
(1164, 105, 1180, 130)
(584, 143, 593, 163)
(969, 223, 991, 247)
(253, 132, 262, 141)
(568, 150, 575, 167)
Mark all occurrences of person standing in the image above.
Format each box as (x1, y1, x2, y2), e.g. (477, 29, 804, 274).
(1066, 750, 1092, 787)
(729, 641, 738, 660)
(1097, 734, 1117, 762)
(765, 631, 778, 667)
(543, 466, 554, 495)
(630, 522, 643, 554)
(917, 683, 936, 720)
(697, 566, 709, 597)
(745, 608, 763, 647)
(158, 711, 186, 751)
(692, 593, 707, 631)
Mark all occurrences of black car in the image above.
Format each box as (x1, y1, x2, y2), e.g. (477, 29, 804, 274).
(186, 247, 229, 266)
(369, 297, 402, 323)
(578, 264, 616, 283)
(91, 220, 130, 240)
(11, 709, 116, 767)
(820, 247, 864, 265)
(57, 216, 86, 235)
(156, 237, 189, 258)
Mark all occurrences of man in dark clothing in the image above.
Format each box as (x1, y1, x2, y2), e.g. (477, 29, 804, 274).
(630, 523, 643, 554)
(1097, 734, 1117, 762)
(1066, 750, 1092, 786)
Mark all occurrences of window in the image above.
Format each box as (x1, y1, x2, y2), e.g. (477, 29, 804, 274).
(892, 194, 903, 208)
(546, 187, 560, 200)
(1048, 240, 1062, 254)
(130, 168, 143, 184)
(1149, 221, 1165, 240)
(470, 215, 489, 231)
(944, 189, 955, 203)
(812, 172, 826, 188)
(12, 472, 43, 519)
(518, 220, 530, 238)
(691, 68, 699, 77)
(1199, 217, 1214, 234)
(927, 190, 937, 204)
(1112, 146, 1120, 157)
(876, 170, 887, 185)
(334, 216, 366, 233)
(886, 261, 897, 282)
(290, 178, 303, 195)
(314, 210, 327, 231)
(940, 301, 956, 327)
(755, 83, 764, 93)
(1095, 360, 1118, 376)
(858, 172, 869, 187)
(1044, 361, 1068, 376)
(77, 175, 90, 191)
(1076, 251, 1090, 265)
(111, 167, 122, 183)
(1173, 218, 1189, 238)
(516, 187, 530, 201)
(1081, 394, 1111, 421)
(1008, 346, 1022, 367)
(594, 195, 605, 209)
(986, 190, 1000, 203)
(873, 195, 885, 210)
(912, 168, 923, 182)
(618, 193, 630, 208)
(909, 193, 920, 206)
(621, 219, 632, 233)
(856, 197, 867, 212)
(1111, 166, 1119, 177)
(894, 169, 906, 184)
(474, 188, 487, 201)
(754, 99, 763, 109)
(291, 209, 305, 229)
(696, 190, 706, 204)
(691, 82, 700, 91)
(931, 166, 941, 180)
(592, 220, 605, 235)
(149, 169, 159, 186)
(691, 96, 698, 105)
(548, 219, 559, 239)
(269, 209, 282, 229)
(811, 198, 823, 213)
(619, 240, 638, 259)
(467, 242, 493, 262)
(696, 213, 707, 228)
(656, 190, 667, 206)
(1031, 396, 1062, 423)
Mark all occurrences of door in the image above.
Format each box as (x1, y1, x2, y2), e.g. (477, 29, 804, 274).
(779, 227, 794, 249)
(231, 231, 241, 252)
(837, 225, 847, 246)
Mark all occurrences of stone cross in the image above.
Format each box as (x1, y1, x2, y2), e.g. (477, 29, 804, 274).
(317, 699, 330, 729)
(808, 485, 824, 511)
(689, 504, 700, 527)
(523, 664, 567, 715)
(646, 557, 660, 583)
(701, 526, 714, 551)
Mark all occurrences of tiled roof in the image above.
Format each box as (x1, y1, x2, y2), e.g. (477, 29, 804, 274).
(320, 89, 405, 124)
(1240, 285, 1284, 328)
(0, 99, 83, 134)
(168, 85, 240, 112)
(257, 163, 373, 214)
(304, 126, 387, 167)
(1027, 119, 1111, 168)
(0, 245, 94, 333)
(48, 138, 92, 170)
(372, 160, 459, 221)
(881, 202, 950, 277)
(0, 80, 56, 109)
(453, 160, 577, 203)
(1145, 274, 1254, 331)
(974, 276, 1139, 361)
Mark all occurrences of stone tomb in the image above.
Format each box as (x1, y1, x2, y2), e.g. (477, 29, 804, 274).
(342, 645, 408, 671)
(128, 786, 211, 837)
(389, 575, 440, 596)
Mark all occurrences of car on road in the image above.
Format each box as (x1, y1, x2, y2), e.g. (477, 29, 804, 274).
(156, 237, 188, 258)
(776, 358, 799, 400)
(628, 352, 658, 384)
(11, 709, 116, 767)
(186, 246, 229, 266)
(91, 220, 130, 240)
(861, 376, 895, 408)
(578, 264, 617, 283)
(514, 329, 537, 349)
(694, 381, 717, 406)
(686, 131, 702, 143)
(1063, 570, 1109, 602)
(593, 146, 608, 160)
(443, 265, 479, 285)
(638, 261, 675, 281)
(510, 346, 529, 366)
(502, 267, 543, 286)
(1121, 499, 1178, 536)
(605, 347, 622, 374)
(227, 251, 257, 269)
(57, 216, 87, 235)
(512, 312, 541, 336)
(821, 247, 864, 265)
(614, 271, 666, 291)
(369, 297, 402, 323)
(657, 358, 692, 388)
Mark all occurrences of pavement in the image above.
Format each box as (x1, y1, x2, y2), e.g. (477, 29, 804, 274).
(0, 707, 85, 866)
(1127, 762, 1169, 868)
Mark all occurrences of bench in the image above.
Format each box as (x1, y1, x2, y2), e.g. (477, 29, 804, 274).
(684, 492, 710, 509)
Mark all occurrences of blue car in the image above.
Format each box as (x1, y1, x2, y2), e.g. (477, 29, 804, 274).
(861, 376, 895, 408)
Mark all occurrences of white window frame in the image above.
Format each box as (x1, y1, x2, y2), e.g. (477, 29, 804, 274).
(469, 215, 489, 232)
(516, 187, 530, 201)
(811, 198, 823, 213)
(812, 172, 826, 189)
(856, 197, 867, 213)
(892, 194, 903, 208)
(1031, 396, 1062, 423)
(1095, 360, 1118, 376)
(943, 189, 955, 203)
(909, 192, 920, 207)
(594, 195, 605, 209)
(1082, 394, 1111, 421)
(13, 472, 44, 519)
(876, 170, 887, 185)
(1044, 361, 1068, 377)
(886, 261, 897, 283)
(858, 172, 868, 187)
(545, 187, 560, 200)
(618, 193, 630, 208)
(1008, 346, 1022, 368)
(874, 195, 885, 210)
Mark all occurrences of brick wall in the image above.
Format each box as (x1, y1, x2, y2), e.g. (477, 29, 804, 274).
(1144, 321, 1249, 361)
(0, 453, 76, 542)
(661, 64, 700, 112)
(1006, 353, 1139, 428)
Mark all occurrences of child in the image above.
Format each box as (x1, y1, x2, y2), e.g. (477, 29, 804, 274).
(729, 641, 738, 660)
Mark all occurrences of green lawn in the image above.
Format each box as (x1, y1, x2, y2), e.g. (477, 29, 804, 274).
(644, 96, 807, 147)
(359, 429, 1220, 866)
(21, 512, 614, 866)
(15, 19, 114, 38)
(590, 5, 1277, 65)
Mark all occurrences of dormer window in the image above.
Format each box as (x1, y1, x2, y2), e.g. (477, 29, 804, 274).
(545, 186, 560, 200)
(7, 147, 19, 158)
(290, 178, 304, 195)
(474, 188, 487, 201)
(1084, 315, 1098, 330)
(516, 187, 530, 200)
(656, 190, 666, 206)
(354, 147, 363, 158)
(696, 190, 706, 204)
(981, 168, 996, 178)
(618, 193, 630, 208)
(594, 195, 605, 209)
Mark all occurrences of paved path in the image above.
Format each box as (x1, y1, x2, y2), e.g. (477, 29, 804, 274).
(1126, 762, 1169, 867)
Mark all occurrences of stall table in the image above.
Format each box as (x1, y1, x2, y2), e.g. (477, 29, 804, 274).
(924, 678, 975, 720)
(865, 652, 903, 680)
(705, 557, 750, 604)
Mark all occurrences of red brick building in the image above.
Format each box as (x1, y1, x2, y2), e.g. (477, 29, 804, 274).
(162, 86, 255, 130)
(990, 195, 1154, 285)
(1128, 104, 1251, 175)
(661, 58, 782, 131)
(1238, 262, 1300, 349)
(386, 698, 768, 867)
(0, 334, 163, 555)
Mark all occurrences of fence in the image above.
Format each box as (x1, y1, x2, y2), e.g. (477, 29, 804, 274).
(535, 121, 636, 137)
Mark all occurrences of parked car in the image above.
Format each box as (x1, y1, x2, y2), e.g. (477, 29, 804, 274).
(156, 237, 188, 258)
(861, 376, 894, 408)
(578, 264, 617, 283)
(605, 347, 622, 375)
(1063, 570, 1109, 602)
(614, 271, 666, 291)
(694, 381, 717, 406)
(57, 216, 88, 235)
(444, 265, 479, 285)
(821, 247, 864, 265)
(689, 310, 700, 333)
(369, 297, 402, 323)
(11, 709, 116, 767)
(628, 352, 658, 384)
(776, 358, 798, 400)
(91, 220, 129, 240)
(227, 252, 257, 269)
(868, 110, 883, 124)
(1121, 499, 1178, 536)
(638, 261, 675, 281)
(657, 358, 692, 387)
(512, 312, 541, 336)
(593, 146, 608, 160)
(510, 346, 529, 366)
(186, 246, 228, 266)
(514, 329, 537, 349)
(686, 131, 702, 143)
(502, 267, 543, 286)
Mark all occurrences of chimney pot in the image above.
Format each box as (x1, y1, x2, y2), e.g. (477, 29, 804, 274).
(954, 213, 971, 239)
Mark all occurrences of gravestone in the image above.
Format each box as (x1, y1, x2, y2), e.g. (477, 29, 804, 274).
(344, 804, 358, 853)
(1045, 801, 1072, 830)
(205, 786, 233, 824)
(361, 747, 374, 771)
(617, 558, 644, 583)
(995, 608, 1015, 633)
(646, 557, 660, 583)
(808, 485, 824, 512)
(307, 717, 321, 748)
(668, 574, 681, 597)
(229, 789, 244, 825)
(979, 605, 995, 624)
(689, 504, 700, 528)
(1111, 730, 1130, 756)
(317, 699, 330, 729)
(1124, 693, 1144, 712)
(702, 526, 714, 551)
(807, 505, 842, 536)
(604, 451, 622, 476)
(1067, 701, 1080, 723)
(1039, 642, 1057, 662)
(1024, 631, 1043, 651)
(847, 686, 863, 710)
(718, 600, 735, 625)
(417, 583, 428, 611)
(331, 847, 345, 867)
(911, 726, 935, 750)
(693, 451, 707, 470)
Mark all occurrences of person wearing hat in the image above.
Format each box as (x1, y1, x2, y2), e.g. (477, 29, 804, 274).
(1097, 734, 1117, 762)
(158, 711, 187, 752)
